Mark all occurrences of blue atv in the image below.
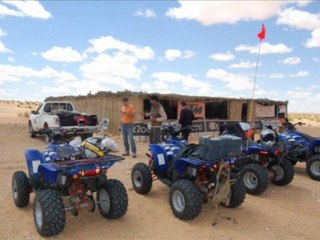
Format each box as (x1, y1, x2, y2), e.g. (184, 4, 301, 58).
(278, 121, 320, 180)
(11, 132, 128, 237)
(131, 124, 246, 221)
(220, 122, 294, 195)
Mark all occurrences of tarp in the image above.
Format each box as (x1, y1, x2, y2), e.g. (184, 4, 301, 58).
(177, 100, 205, 118)
(255, 104, 275, 118)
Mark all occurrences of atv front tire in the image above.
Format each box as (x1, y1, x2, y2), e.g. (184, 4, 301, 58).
(269, 158, 295, 186)
(221, 173, 246, 208)
(97, 179, 128, 219)
(12, 171, 30, 208)
(306, 155, 320, 181)
(169, 179, 202, 220)
(131, 163, 153, 194)
(239, 164, 269, 195)
(33, 189, 65, 237)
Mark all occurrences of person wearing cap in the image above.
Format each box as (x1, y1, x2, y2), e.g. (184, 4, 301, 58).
(143, 95, 167, 144)
(120, 97, 137, 157)
(179, 101, 195, 141)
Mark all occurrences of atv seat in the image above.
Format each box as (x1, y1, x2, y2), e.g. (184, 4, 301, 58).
(298, 132, 316, 142)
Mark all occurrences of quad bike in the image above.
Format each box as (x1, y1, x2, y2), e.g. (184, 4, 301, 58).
(131, 127, 246, 221)
(219, 122, 294, 195)
(12, 131, 128, 237)
(279, 121, 320, 180)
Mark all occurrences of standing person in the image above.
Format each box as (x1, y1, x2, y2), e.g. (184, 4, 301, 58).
(179, 101, 195, 141)
(144, 95, 167, 144)
(120, 97, 137, 157)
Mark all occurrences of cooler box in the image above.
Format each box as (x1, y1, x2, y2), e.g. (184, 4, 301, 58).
(199, 135, 242, 161)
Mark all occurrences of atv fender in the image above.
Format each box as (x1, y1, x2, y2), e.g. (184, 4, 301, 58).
(25, 149, 45, 180)
(149, 144, 169, 172)
(309, 139, 320, 154)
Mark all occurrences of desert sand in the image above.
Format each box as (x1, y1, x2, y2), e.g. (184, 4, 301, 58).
(0, 101, 319, 240)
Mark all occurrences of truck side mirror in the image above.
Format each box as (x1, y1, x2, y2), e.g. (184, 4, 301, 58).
(31, 110, 36, 114)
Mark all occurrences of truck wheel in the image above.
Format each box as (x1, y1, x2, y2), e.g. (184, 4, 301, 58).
(239, 164, 269, 195)
(12, 171, 30, 208)
(169, 179, 202, 220)
(97, 179, 128, 219)
(28, 122, 36, 138)
(33, 189, 65, 237)
(269, 158, 295, 186)
(306, 155, 320, 181)
(131, 163, 153, 194)
(221, 173, 246, 208)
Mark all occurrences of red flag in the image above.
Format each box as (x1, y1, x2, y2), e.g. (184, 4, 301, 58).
(257, 24, 266, 41)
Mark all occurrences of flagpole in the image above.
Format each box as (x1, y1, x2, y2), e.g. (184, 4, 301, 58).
(246, 40, 262, 150)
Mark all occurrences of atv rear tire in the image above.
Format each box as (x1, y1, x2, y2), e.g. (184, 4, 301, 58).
(269, 158, 295, 186)
(28, 122, 36, 138)
(131, 163, 153, 194)
(221, 173, 246, 208)
(306, 155, 320, 181)
(12, 171, 30, 208)
(239, 164, 269, 195)
(33, 189, 65, 237)
(98, 179, 128, 219)
(169, 179, 202, 220)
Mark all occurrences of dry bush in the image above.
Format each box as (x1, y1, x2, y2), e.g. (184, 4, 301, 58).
(24, 112, 30, 118)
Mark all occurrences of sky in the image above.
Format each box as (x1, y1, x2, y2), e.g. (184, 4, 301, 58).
(0, 1, 320, 113)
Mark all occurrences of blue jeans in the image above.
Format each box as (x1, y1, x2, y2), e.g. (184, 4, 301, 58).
(121, 123, 136, 154)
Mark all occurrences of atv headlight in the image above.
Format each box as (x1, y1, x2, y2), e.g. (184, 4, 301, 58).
(314, 146, 320, 153)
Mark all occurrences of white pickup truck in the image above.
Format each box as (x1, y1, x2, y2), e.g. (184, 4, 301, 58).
(28, 101, 99, 141)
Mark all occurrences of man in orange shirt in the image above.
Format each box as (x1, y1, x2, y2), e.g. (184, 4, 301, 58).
(120, 97, 137, 157)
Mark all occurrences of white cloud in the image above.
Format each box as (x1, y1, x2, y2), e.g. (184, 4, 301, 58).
(270, 73, 284, 79)
(0, 40, 12, 53)
(134, 9, 156, 18)
(152, 72, 184, 83)
(164, 49, 182, 61)
(152, 71, 213, 95)
(79, 53, 140, 88)
(289, 70, 309, 78)
(0, 88, 19, 98)
(0, 27, 12, 54)
(86, 35, 155, 60)
(312, 57, 320, 62)
(206, 68, 253, 90)
(26, 80, 36, 85)
(255, 89, 279, 97)
(32, 52, 38, 56)
(286, 90, 311, 99)
(305, 28, 320, 48)
(7, 57, 15, 62)
(0, 64, 77, 85)
(1, 1, 52, 19)
(166, 1, 289, 26)
(209, 52, 235, 62)
(183, 50, 195, 59)
(228, 61, 257, 69)
(235, 42, 292, 55)
(279, 57, 301, 64)
(41, 80, 109, 96)
(0, 28, 6, 37)
(41, 46, 84, 62)
(164, 49, 195, 61)
(277, 8, 320, 31)
(0, 3, 22, 17)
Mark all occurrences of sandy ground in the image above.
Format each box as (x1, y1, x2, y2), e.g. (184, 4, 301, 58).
(0, 103, 320, 240)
